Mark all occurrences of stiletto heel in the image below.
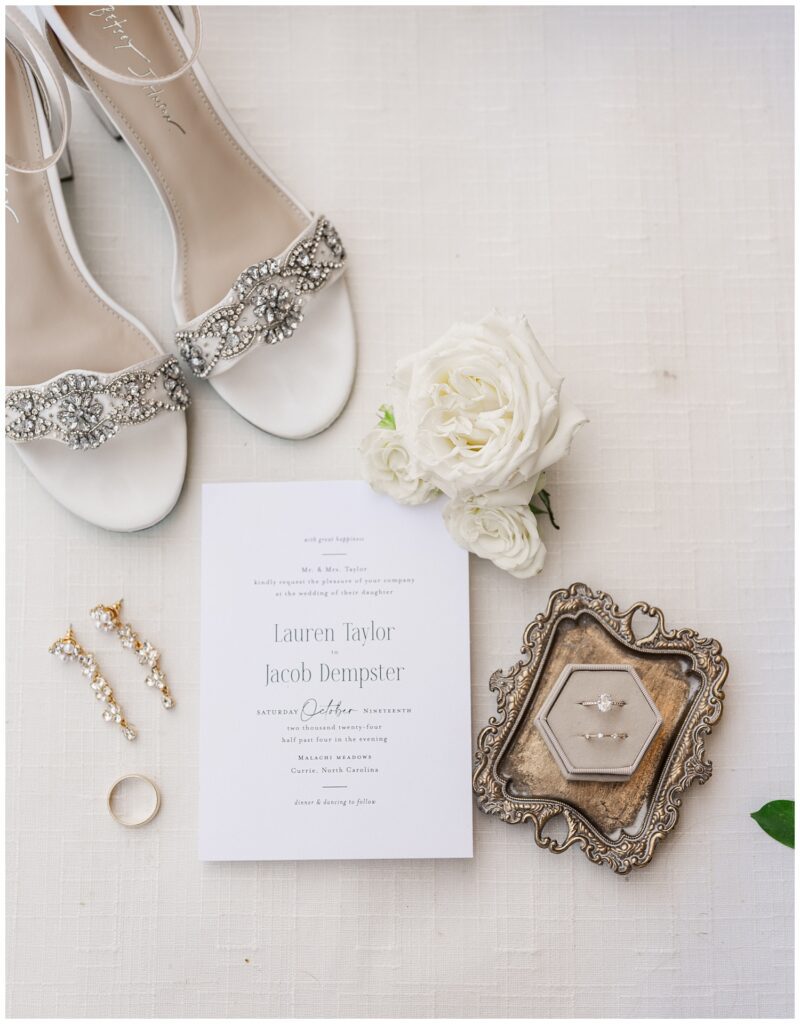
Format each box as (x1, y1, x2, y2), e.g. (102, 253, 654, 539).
(5, 7, 191, 531)
(43, 4, 357, 439)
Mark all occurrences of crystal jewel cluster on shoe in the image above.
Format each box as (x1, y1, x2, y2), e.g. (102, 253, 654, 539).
(175, 216, 346, 380)
(5, 356, 190, 450)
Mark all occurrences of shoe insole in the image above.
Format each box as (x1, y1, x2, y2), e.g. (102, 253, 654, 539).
(5, 45, 157, 386)
(57, 5, 308, 321)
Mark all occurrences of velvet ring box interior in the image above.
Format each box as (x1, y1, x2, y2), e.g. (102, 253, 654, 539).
(534, 663, 663, 782)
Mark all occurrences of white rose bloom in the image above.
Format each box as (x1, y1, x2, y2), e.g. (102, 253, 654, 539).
(443, 500, 547, 579)
(392, 311, 587, 502)
(360, 427, 438, 506)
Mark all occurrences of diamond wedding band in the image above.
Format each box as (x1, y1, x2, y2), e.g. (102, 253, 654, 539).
(582, 732, 628, 740)
(577, 692, 625, 712)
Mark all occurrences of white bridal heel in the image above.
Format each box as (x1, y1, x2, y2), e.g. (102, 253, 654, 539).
(42, 5, 357, 439)
(5, 8, 190, 532)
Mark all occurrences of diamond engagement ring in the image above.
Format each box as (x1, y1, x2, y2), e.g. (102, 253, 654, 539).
(582, 732, 628, 740)
(577, 693, 626, 712)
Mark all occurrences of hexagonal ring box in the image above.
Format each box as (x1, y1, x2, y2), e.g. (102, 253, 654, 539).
(534, 664, 662, 782)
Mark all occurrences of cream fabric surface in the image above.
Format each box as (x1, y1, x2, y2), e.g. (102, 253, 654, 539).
(6, 6, 793, 1019)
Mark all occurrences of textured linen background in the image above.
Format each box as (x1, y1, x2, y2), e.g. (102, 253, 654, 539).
(6, 5, 793, 1019)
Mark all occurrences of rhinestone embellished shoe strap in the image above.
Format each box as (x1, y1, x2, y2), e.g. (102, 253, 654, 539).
(5, 355, 190, 450)
(175, 216, 346, 380)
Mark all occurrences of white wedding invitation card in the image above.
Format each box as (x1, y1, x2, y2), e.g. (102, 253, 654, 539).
(199, 481, 473, 861)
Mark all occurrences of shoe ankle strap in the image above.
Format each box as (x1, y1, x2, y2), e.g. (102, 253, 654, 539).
(41, 5, 202, 88)
(5, 6, 72, 174)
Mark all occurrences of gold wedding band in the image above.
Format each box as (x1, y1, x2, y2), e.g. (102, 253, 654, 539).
(107, 774, 161, 828)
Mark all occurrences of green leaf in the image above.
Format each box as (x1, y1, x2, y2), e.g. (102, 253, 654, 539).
(751, 800, 795, 848)
(377, 404, 396, 430)
(530, 489, 560, 530)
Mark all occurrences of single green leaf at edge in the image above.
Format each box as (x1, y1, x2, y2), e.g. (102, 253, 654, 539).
(377, 404, 396, 430)
(530, 489, 560, 530)
(751, 799, 795, 848)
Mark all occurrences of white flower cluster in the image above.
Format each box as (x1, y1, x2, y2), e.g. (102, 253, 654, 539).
(360, 312, 586, 578)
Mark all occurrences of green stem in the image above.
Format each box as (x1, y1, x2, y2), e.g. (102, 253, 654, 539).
(530, 489, 560, 530)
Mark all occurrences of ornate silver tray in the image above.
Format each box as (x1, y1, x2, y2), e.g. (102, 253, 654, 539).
(473, 582, 728, 873)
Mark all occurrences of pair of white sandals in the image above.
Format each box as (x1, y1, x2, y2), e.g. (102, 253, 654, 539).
(5, 6, 357, 531)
